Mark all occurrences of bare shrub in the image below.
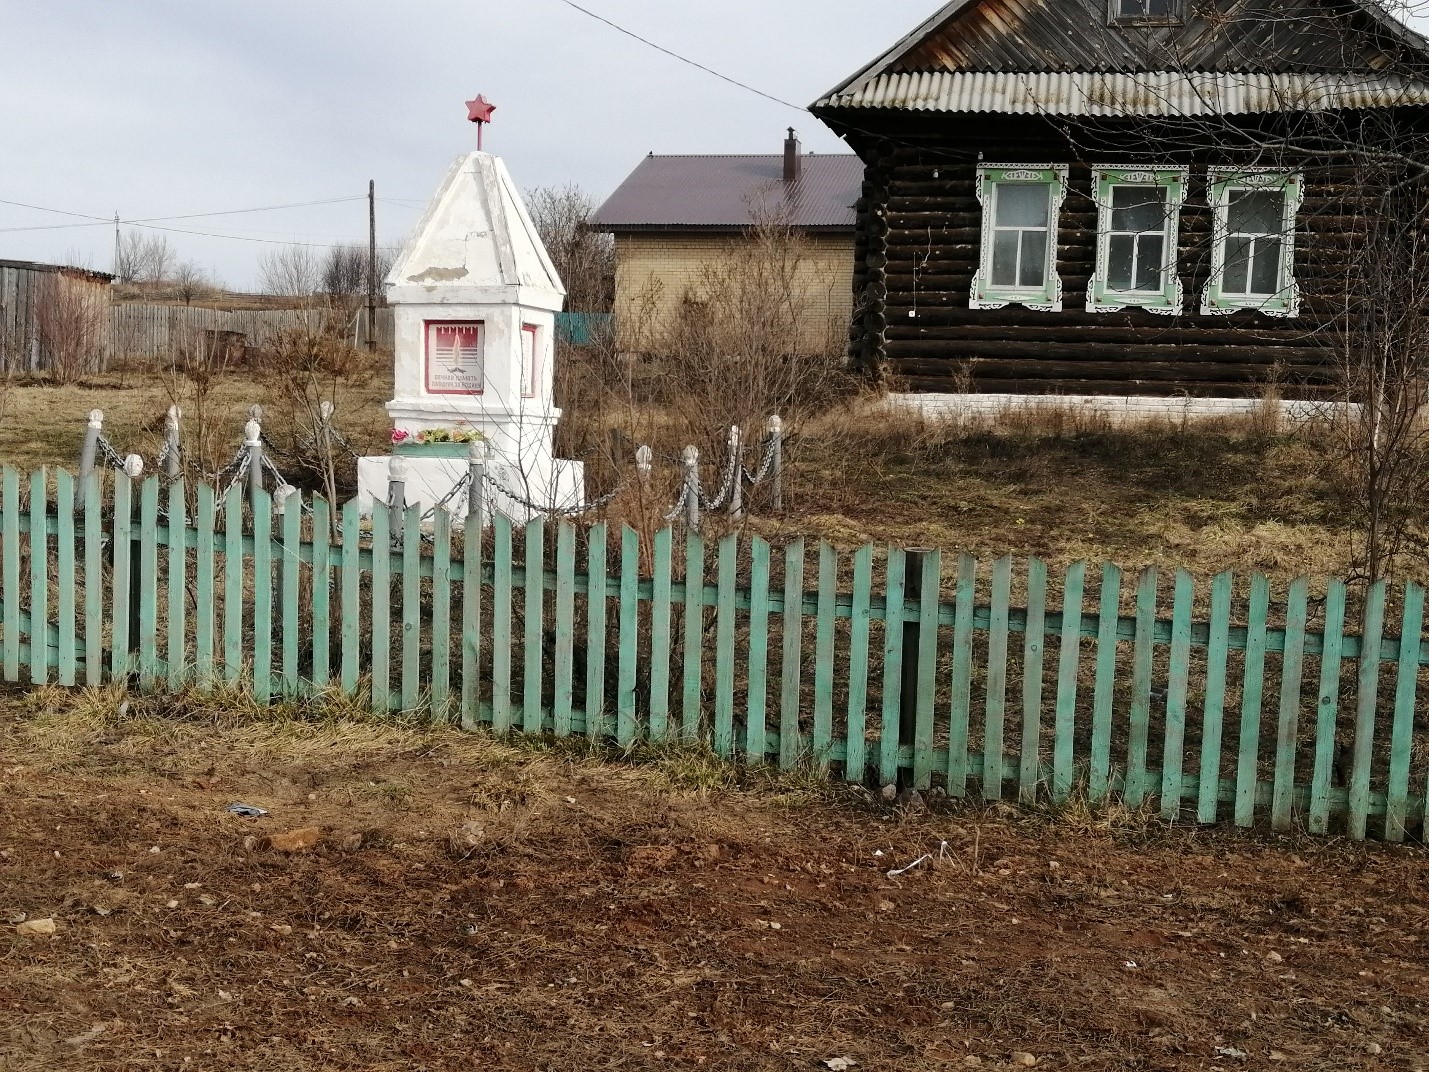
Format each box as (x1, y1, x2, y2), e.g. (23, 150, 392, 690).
(35, 272, 107, 385)
(259, 244, 321, 301)
(527, 184, 614, 313)
(171, 261, 217, 306)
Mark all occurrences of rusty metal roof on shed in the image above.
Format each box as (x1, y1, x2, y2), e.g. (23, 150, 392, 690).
(590, 154, 862, 233)
(817, 70, 1429, 115)
(0, 258, 114, 282)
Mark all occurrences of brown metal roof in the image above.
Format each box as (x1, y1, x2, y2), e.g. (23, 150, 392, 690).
(591, 154, 862, 232)
(0, 258, 114, 283)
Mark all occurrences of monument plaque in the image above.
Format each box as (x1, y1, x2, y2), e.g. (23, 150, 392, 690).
(425, 321, 484, 395)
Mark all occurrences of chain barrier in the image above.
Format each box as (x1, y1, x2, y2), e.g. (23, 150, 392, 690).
(485, 470, 625, 520)
(699, 440, 740, 512)
(663, 480, 693, 523)
(420, 471, 472, 524)
(95, 435, 129, 471)
(742, 432, 779, 487)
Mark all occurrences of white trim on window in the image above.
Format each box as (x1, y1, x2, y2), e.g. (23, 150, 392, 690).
(1202, 169, 1303, 318)
(971, 165, 1067, 312)
(1087, 167, 1187, 314)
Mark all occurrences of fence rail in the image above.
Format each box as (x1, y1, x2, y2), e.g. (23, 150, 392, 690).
(3, 465, 1427, 842)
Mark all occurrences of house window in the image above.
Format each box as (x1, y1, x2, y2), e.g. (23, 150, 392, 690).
(1203, 170, 1303, 317)
(424, 321, 484, 395)
(1111, 0, 1183, 23)
(1088, 168, 1187, 313)
(972, 165, 1067, 312)
(521, 324, 539, 398)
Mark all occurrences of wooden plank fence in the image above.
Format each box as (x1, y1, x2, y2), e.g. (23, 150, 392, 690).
(4, 465, 1429, 841)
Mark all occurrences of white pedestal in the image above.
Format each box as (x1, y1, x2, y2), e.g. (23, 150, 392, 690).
(356, 455, 586, 525)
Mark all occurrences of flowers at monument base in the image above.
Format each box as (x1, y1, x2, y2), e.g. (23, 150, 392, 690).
(391, 426, 486, 446)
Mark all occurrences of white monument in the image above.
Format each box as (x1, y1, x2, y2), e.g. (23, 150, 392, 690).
(357, 98, 584, 521)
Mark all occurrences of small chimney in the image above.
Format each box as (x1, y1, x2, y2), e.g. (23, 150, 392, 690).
(783, 127, 802, 184)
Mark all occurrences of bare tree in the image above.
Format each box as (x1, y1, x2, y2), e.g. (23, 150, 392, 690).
(114, 231, 175, 286)
(527, 184, 615, 313)
(258, 243, 320, 300)
(171, 261, 215, 306)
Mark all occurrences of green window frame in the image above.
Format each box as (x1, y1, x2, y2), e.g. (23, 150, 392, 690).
(972, 165, 1067, 312)
(1202, 169, 1303, 318)
(1088, 167, 1187, 314)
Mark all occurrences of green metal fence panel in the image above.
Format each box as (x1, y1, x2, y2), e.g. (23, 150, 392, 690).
(585, 523, 609, 740)
(525, 518, 548, 735)
(713, 533, 739, 758)
(947, 554, 976, 797)
(1090, 563, 1122, 802)
(491, 512, 513, 733)
(340, 498, 361, 697)
(111, 473, 134, 682)
(616, 524, 639, 748)
(1197, 571, 1234, 825)
(1386, 582, 1424, 842)
(167, 478, 188, 691)
(1163, 569, 1194, 820)
(193, 483, 216, 686)
(56, 470, 76, 687)
(370, 502, 391, 713)
(311, 497, 332, 692)
(554, 521, 577, 738)
(845, 544, 874, 783)
(1126, 567, 1158, 810)
(1020, 557, 1048, 805)
(812, 542, 838, 769)
(3, 468, 20, 683)
(1271, 577, 1310, 832)
(29, 470, 50, 686)
(83, 472, 103, 687)
(681, 533, 705, 743)
(984, 556, 1013, 800)
(1052, 561, 1085, 803)
(1308, 579, 1347, 836)
(1234, 573, 1271, 828)
(649, 527, 674, 743)
(11, 466, 1429, 842)
(223, 483, 243, 686)
(252, 489, 273, 706)
(431, 508, 452, 720)
(282, 494, 303, 698)
(746, 536, 772, 764)
(913, 549, 941, 790)
(1349, 580, 1388, 841)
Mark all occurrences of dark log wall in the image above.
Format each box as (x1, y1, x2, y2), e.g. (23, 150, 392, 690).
(840, 113, 1395, 398)
(894, 0, 1412, 75)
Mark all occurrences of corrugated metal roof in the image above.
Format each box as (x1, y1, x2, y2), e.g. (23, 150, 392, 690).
(591, 154, 862, 232)
(816, 70, 1429, 115)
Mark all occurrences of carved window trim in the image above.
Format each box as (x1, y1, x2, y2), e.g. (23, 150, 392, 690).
(1088, 167, 1188, 315)
(1108, 0, 1184, 27)
(1202, 169, 1303, 318)
(972, 165, 1067, 313)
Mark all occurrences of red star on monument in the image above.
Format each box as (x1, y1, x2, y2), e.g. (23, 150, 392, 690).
(466, 95, 496, 125)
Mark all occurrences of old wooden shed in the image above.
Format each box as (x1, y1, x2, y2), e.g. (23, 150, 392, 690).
(812, 0, 1429, 414)
(0, 259, 113, 375)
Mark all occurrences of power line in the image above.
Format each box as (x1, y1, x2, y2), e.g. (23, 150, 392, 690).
(555, 0, 803, 112)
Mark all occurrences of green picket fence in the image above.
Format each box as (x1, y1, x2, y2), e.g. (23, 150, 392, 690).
(4, 466, 1428, 842)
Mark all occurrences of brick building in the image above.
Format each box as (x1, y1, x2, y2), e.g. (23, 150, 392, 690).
(591, 132, 861, 356)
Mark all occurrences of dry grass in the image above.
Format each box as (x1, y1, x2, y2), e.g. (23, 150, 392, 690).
(1, 688, 1426, 1070)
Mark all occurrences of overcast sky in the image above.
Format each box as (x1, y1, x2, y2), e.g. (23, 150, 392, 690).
(3, 1, 1427, 290)
(0, 0, 935, 289)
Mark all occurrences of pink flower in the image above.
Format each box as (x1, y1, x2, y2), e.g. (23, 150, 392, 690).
(391, 428, 410, 444)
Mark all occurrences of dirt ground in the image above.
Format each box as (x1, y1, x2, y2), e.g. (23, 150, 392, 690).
(1, 687, 1426, 1072)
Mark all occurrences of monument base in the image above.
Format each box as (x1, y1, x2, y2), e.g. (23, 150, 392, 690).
(356, 455, 586, 525)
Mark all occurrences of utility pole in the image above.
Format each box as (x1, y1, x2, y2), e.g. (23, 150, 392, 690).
(367, 180, 378, 352)
(112, 212, 121, 278)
